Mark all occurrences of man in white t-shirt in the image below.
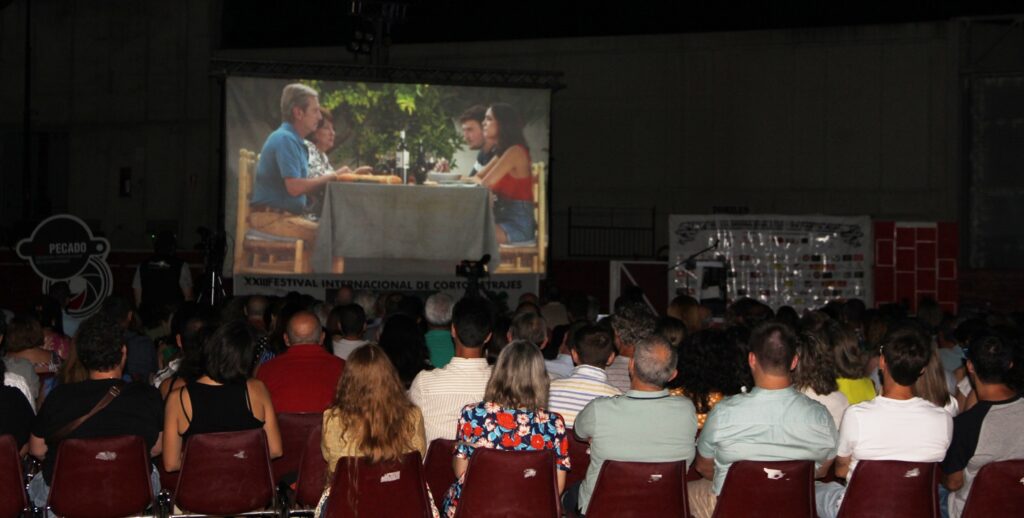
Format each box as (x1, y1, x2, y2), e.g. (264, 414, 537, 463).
(815, 325, 953, 518)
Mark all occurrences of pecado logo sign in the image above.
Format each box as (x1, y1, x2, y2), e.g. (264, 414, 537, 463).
(16, 214, 114, 319)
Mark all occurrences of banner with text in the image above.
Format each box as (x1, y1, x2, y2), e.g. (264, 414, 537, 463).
(234, 273, 538, 312)
(668, 214, 873, 311)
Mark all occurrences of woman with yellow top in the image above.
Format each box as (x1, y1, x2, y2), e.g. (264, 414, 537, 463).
(318, 344, 428, 512)
(821, 320, 877, 405)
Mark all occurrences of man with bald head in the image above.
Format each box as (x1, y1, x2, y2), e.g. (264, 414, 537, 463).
(255, 310, 344, 413)
(563, 335, 698, 516)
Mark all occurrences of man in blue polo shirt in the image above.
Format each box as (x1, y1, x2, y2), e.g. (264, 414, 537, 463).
(249, 83, 341, 244)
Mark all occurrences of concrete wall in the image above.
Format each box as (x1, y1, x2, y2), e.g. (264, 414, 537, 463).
(389, 24, 959, 259)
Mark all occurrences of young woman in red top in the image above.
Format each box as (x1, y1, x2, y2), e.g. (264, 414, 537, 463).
(473, 103, 536, 244)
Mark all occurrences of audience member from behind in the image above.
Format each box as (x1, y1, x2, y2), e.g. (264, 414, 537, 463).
(485, 315, 512, 365)
(378, 314, 432, 389)
(655, 316, 687, 347)
(564, 334, 697, 516)
(103, 295, 157, 383)
(244, 295, 270, 333)
(667, 295, 704, 335)
(815, 325, 953, 518)
(823, 320, 876, 405)
(2, 316, 47, 404)
(691, 322, 838, 518)
(29, 314, 163, 506)
(793, 333, 850, 429)
(606, 300, 658, 393)
(0, 316, 36, 410)
(133, 230, 192, 312)
(669, 328, 751, 429)
(256, 311, 344, 413)
(424, 293, 456, 368)
(0, 353, 35, 452)
(163, 321, 282, 472)
(409, 297, 493, 444)
(319, 344, 426, 503)
(154, 307, 211, 398)
(941, 332, 1024, 517)
(442, 341, 570, 516)
(548, 325, 621, 428)
(913, 340, 959, 415)
(330, 304, 368, 360)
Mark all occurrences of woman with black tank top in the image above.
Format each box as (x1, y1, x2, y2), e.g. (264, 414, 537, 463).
(161, 321, 282, 472)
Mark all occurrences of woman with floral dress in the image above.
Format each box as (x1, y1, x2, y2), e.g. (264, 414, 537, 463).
(442, 340, 570, 517)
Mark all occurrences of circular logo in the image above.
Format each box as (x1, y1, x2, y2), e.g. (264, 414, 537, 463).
(42, 257, 114, 319)
(16, 215, 110, 280)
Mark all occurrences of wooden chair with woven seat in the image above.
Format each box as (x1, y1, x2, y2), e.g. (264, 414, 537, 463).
(234, 148, 310, 274)
(497, 162, 546, 274)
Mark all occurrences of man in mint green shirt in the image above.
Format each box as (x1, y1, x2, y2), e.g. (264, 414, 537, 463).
(690, 322, 838, 518)
(563, 334, 698, 516)
(424, 293, 455, 368)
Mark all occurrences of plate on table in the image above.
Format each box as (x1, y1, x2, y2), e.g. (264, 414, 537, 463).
(427, 171, 462, 184)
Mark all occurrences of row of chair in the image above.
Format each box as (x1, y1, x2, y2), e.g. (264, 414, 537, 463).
(3, 421, 1023, 518)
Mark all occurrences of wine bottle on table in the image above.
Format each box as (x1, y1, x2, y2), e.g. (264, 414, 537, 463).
(396, 129, 410, 184)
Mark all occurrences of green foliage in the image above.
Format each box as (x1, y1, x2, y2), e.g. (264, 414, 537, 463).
(305, 80, 464, 168)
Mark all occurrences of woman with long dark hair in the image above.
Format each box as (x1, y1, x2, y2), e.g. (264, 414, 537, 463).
(669, 328, 749, 429)
(473, 103, 536, 245)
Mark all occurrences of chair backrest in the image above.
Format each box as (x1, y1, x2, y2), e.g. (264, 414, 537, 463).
(0, 435, 27, 518)
(454, 448, 560, 518)
(233, 148, 257, 271)
(323, 451, 431, 518)
(48, 435, 153, 518)
(565, 432, 590, 488)
(422, 438, 457, 510)
(585, 460, 688, 518)
(273, 412, 322, 484)
(294, 422, 329, 508)
(532, 162, 547, 271)
(961, 459, 1024, 518)
(837, 460, 939, 518)
(174, 429, 275, 515)
(712, 460, 815, 518)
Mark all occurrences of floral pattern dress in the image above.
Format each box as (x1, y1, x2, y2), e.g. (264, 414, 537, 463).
(441, 402, 570, 517)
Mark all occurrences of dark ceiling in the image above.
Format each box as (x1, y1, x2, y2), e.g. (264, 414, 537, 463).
(220, 0, 1023, 50)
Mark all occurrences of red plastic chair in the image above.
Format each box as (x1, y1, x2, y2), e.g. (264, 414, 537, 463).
(0, 435, 28, 518)
(173, 429, 278, 515)
(712, 460, 815, 518)
(565, 432, 590, 488)
(47, 435, 154, 518)
(422, 438, 456, 508)
(322, 451, 431, 518)
(961, 459, 1024, 518)
(454, 449, 560, 518)
(274, 413, 322, 483)
(837, 460, 939, 518)
(584, 460, 689, 518)
(293, 422, 328, 509)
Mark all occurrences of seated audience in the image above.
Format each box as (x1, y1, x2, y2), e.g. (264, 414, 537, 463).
(914, 341, 959, 415)
(793, 332, 850, 429)
(606, 300, 658, 393)
(823, 320, 876, 405)
(154, 309, 210, 398)
(548, 325, 621, 428)
(669, 328, 751, 429)
(424, 293, 456, 368)
(103, 295, 157, 383)
(941, 332, 1024, 518)
(409, 297, 493, 444)
(691, 322, 838, 518)
(815, 325, 953, 518)
(244, 295, 270, 334)
(256, 311, 344, 413)
(379, 314, 432, 389)
(330, 304, 368, 360)
(319, 344, 427, 508)
(163, 321, 282, 472)
(563, 334, 697, 516)
(28, 314, 163, 506)
(442, 340, 570, 516)
(485, 315, 512, 365)
(3, 316, 50, 402)
(667, 295, 703, 335)
(0, 315, 35, 409)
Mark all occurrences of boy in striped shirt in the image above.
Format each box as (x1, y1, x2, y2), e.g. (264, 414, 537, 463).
(549, 325, 621, 428)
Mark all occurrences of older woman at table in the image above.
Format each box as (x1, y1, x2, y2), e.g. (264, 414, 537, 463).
(473, 103, 535, 245)
(304, 108, 373, 214)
